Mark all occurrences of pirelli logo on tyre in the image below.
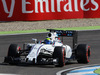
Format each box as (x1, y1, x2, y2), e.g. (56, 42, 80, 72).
(0, 0, 100, 21)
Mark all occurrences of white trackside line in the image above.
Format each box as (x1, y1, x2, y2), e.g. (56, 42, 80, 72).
(66, 66, 100, 75)
(56, 64, 99, 75)
(67, 71, 94, 75)
(71, 66, 100, 71)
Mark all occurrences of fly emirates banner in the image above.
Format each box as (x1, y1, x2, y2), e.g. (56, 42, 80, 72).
(0, 0, 100, 21)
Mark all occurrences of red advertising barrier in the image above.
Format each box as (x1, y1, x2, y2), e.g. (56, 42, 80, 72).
(0, 0, 100, 21)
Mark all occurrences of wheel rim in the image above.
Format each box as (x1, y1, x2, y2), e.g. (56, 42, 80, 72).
(86, 46, 91, 62)
(63, 48, 66, 66)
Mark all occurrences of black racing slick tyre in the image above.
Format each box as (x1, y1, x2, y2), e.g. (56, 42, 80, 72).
(5, 44, 21, 65)
(53, 47, 66, 67)
(76, 44, 91, 63)
(8, 44, 20, 57)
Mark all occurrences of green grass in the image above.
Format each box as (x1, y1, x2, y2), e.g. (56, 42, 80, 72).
(94, 68, 100, 74)
(0, 26, 100, 35)
(0, 29, 47, 35)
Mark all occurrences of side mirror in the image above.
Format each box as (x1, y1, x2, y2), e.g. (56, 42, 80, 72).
(32, 38, 37, 44)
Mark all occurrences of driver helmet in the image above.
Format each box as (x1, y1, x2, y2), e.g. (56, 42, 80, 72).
(44, 38, 52, 44)
(47, 32, 58, 41)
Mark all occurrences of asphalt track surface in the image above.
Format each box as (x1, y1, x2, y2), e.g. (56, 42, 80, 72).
(0, 30, 100, 75)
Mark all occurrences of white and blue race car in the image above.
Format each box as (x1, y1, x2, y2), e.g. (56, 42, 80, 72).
(4, 29, 91, 67)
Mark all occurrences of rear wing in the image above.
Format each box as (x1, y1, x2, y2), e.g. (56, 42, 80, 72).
(47, 29, 78, 49)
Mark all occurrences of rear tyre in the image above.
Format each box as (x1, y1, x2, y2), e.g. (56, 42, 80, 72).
(5, 44, 21, 65)
(76, 44, 91, 63)
(53, 47, 65, 67)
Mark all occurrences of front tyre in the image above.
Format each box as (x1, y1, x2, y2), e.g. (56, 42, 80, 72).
(76, 44, 91, 63)
(8, 44, 20, 57)
(4, 44, 21, 65)
(53, 47, 66, 67)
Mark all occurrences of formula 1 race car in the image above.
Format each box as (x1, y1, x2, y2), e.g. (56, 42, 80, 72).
(4, 29, 91, 67)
